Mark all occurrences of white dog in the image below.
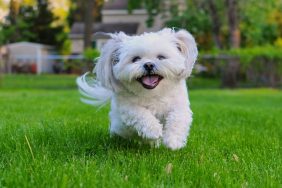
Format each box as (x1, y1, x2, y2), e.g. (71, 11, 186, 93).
(77, 28, 198, 150)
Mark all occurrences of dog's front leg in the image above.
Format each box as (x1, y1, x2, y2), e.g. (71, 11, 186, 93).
(163, 108, 193, 150)
(119, 105, 163, 140)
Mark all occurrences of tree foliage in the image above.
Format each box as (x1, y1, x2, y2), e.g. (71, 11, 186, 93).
(130, 0, 282, 51)
(68, 0, 104, 50)
(0, 0, 67, 51)
(128, 0, 162, 27)
(239, 0, 282, 47)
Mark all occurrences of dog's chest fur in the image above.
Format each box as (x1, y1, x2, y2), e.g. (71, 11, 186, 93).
(140, 97, 170, 122)
(115, 81, 188, 123)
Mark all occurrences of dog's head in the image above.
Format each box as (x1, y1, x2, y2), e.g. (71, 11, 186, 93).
(95, 28, 198, 95)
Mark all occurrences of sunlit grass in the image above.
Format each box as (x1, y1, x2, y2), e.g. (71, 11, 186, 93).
(0, 75, 281, 187)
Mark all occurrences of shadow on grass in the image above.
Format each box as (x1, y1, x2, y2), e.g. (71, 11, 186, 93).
(23, 124, 166, 161)
(81, 132, 161, 157)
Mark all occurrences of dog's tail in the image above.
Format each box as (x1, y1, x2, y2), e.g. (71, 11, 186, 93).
(76, 72, 113, 106)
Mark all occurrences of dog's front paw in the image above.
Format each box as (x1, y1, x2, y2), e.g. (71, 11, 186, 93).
(163, 135, 187, 150)
(139, 125, 162, 140)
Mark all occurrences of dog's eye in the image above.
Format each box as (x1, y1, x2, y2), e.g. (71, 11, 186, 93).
(112, 53, 119, 65)
(132, 56, 141, 63)
(176, 43, 182, 52)
(157, 55, 166, 60)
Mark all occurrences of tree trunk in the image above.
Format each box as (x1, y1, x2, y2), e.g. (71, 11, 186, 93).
(221, 58, 239, 88)
(226, 0, 240, 48)
(207, 0, 223, 49)
(83, 0, 95, 49)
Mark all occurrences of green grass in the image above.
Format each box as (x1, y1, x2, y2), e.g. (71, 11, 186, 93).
(0, 74, 77, 90)
(0, 75, 281, 187)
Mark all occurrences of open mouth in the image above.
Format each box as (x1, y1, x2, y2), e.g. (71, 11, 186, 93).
(137, 74, 163, 89)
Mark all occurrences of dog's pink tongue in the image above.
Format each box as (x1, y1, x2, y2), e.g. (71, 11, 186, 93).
(141, 75, 159, 86)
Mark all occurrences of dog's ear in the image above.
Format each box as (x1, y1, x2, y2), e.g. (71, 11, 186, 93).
(95, 32, 128, 92)
(174, 29, 198, 78)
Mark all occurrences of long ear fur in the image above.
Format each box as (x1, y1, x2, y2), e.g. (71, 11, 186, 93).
(95, 32, 129, 92)
(76, 32, 127, 106)
(174, 29, 198, 78)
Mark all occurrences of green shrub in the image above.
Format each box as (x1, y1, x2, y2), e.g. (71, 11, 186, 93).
(226, 46, 282, 65)
(198, 46, 282, 87)
(83, 48, 100, 62)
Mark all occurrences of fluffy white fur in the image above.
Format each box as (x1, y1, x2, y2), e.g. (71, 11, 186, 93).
(77, 28, 198, 150)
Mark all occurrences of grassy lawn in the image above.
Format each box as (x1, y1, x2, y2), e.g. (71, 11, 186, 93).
(0, 75, 281, 187)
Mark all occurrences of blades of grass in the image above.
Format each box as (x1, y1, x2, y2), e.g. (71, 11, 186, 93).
(24, 135, 35, 161)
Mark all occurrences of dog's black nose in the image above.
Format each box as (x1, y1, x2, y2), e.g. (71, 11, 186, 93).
(143, 63, 155, 71)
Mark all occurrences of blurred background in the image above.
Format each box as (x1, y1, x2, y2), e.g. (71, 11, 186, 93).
(0, 0, 282, 88)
